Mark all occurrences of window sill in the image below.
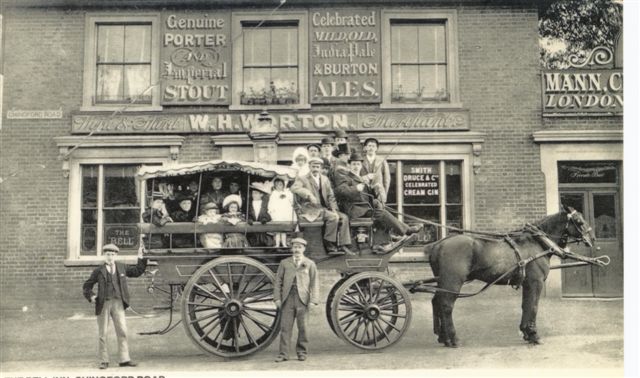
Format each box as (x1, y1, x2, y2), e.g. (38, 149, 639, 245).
(79, 105, 163, 113)
(228, 103, 311, 111)
(64, 257, 140, 267)
(379, 102, 464, 110)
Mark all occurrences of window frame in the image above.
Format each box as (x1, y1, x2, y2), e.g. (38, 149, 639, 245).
(381, 9, 461, 109)
(230, 11, 309, 110)
(82, 14, 161, 112)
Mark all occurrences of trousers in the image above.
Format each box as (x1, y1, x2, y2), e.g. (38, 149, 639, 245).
(278, 285, 309, 358)
(97, 298, 130, 363)
(319, 209, 351, 246)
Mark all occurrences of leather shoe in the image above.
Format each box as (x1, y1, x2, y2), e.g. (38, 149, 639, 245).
(119, 361, 138, 367)
(405, 224, 423, 235)
(298, 354, 307, 361)
(274, 355, 288, 363)
(324, 241, 339, 254)
(99, 362, 108, 369)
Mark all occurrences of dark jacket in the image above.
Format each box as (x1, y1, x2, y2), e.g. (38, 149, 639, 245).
(83, 258, 148, 316)
(334, 167, 378, 218)
(247, 197, 272, 224)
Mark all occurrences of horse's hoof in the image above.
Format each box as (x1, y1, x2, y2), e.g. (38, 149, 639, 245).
(528, 338, 542, 345)
(444, 340, 459, 348)
(437, 336, 446, 344)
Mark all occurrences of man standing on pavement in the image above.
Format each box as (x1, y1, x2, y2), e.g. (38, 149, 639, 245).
(273, 237, 319, 362)
(82, 244, 148, 369)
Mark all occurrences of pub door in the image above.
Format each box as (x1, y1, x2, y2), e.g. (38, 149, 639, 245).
(559, 190, 623, 297)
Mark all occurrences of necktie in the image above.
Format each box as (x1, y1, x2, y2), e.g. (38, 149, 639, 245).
(109, 264, 115, 274)
(293, 258, 300, 267)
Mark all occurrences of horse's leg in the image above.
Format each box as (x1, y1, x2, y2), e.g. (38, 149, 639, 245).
(432, 294, 445, 343)
(519, 277, 544, 345)
(439, 290, 461, 348)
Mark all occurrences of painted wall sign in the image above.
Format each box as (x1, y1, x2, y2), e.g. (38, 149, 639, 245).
(310, 9, 381, 104)
(402, 164, 439, 202)
(542, 70, 623, 115)
(161, 12, 231, 105)
(7, 109, 63, 119)
(71, 109, 469, 134)
(104, 225, 139, 249)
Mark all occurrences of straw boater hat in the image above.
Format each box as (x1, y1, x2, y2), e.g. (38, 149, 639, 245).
(203, 202, 218, 211)
(250, 181, 271, 194)
(222, 194, 242, 210)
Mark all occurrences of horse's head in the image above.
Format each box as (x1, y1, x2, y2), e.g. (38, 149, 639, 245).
(561, 204, 595, 248)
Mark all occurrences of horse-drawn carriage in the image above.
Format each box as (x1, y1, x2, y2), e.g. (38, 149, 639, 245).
(136, 158, 609, 358)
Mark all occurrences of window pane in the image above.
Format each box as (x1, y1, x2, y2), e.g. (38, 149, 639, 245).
(81, 210, 97, 256)
(418, 24, 446, 63)
(402, 162, 439, 204)
(271, 67, 297, 91)
(97, 25, 124, 63)
(446, 205, 462, 228)
(391, 25, 417, 63)
(392, 65, 419, 100)
(243, 68, 269, 94)
(124, 24, 151, 63)
(105, 209, 140, 223)
(419, 64, 448, 98)
(82, 165, 98, 207)
(558, 161, 618, 184)
(559, 193, 585, 214)
(103, 165, 139, 207)
(124, 65, 151, 101)
(96, 65, 124, 102)
(271, 27, 297, 66)
(593, 194, 617, 239)
(404, 205, 440, 244)
(244, 29, 270, 66)
(445, 162, 461, 204)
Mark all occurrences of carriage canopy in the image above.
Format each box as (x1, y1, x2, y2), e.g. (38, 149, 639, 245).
(137, 159, 298, 181)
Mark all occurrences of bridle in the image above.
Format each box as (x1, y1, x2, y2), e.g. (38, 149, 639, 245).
(559, 209, 594, 248)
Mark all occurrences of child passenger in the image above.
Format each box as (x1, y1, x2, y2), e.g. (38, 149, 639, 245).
(221, 194, 249, 248)
(268, 178, 296, 248)
(197, 202, 223, 249)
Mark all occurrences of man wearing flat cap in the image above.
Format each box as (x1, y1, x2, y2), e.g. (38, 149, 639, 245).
(82, 244, 148, 369)
(291, 156, 353, 255)
(273, 237, 319, 362)
(362, 137, 390, 203)
(334, 152, 422, 252)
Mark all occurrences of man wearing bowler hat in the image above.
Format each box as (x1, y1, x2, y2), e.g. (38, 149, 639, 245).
(334, 152, 422, 253)
(82, 244, 148, 369)
(273, 237, 319, 362)
(362, 137, 391, 203)
(320, 136, 335, 163)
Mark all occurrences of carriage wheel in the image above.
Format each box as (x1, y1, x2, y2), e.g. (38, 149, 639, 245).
(330, 272, 412, 350)
(181, 256, 280, 358)
(325, 274, 351, 336)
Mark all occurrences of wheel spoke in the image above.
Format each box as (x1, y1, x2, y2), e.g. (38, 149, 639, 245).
(338, 304, 362, 312)
(244, 306, 278, 318)
(240, 275, 267, 300)
(193, 283, 224, 303)
(208, 269, 230, 300)
(339, 293, 363, 307)
(378, 316, 402, 332)
(215, 319, 229, 351)
(240, 316, 258, 348)
(353, 281, 368, 304)
(359, 319, 370, 345)
(379, 298, 406, 311)
(187, 301, 224, 309)
(242, 310, 273, 333)
(243, 289, 274, 303)
(373, 319, 391, 343)
(233, 318, 240, 353)
(372, 279, 384, 302)
(189, 310, 221, 325)
(347, 316, 364, 339)
(236, 264, 249, 299)
(379, 311, 407, 318)
(198, 317, 222, 342)
(341, 314, 360, 333)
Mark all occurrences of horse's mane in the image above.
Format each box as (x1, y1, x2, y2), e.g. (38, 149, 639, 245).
(533, 211, 566, 229)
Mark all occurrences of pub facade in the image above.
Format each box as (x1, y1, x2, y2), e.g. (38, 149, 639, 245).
(0, 0, 623, 313)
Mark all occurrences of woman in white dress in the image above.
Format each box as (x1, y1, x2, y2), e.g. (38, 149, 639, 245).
(290, 147, 310, 177)
(268, 177, 296, 247)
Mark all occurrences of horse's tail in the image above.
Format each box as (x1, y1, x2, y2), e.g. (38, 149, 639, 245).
(424, 241, 441, 276)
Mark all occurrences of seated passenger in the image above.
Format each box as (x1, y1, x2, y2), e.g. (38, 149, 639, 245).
(169, 194, 196, 248)
(329, 143, 351, 188)
(197, 202, 223, 249)
(183, 180, 200, 202)
(334, 152, 422, 252)
(291, 157, 353, 256)
(201, 177, 227, 213)
(221, 195, 249, 248)
(142, 197, 172, 249)
(247, 182, 274, 247)
(268, 178, 296, 248)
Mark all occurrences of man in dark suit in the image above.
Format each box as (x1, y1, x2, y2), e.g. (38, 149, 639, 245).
(334, 152, 422, 251)
(291, 157, 353, 255)
(82, 244, 148, 369)
(273, 238, 319, 362)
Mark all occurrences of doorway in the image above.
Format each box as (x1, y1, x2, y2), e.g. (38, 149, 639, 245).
(558, 161, 623, 297)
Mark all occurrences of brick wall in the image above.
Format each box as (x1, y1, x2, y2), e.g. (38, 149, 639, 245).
(1, 4, 550, 314)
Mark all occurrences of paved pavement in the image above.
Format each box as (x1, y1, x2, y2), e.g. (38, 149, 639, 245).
(0, 283, 624, 376)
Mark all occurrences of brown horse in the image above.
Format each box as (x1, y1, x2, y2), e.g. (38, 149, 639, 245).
(426, 206, 595, 348)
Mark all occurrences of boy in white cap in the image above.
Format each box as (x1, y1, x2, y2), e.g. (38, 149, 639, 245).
(82, 244, 148, 369)
(274, 237, 319, 362)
